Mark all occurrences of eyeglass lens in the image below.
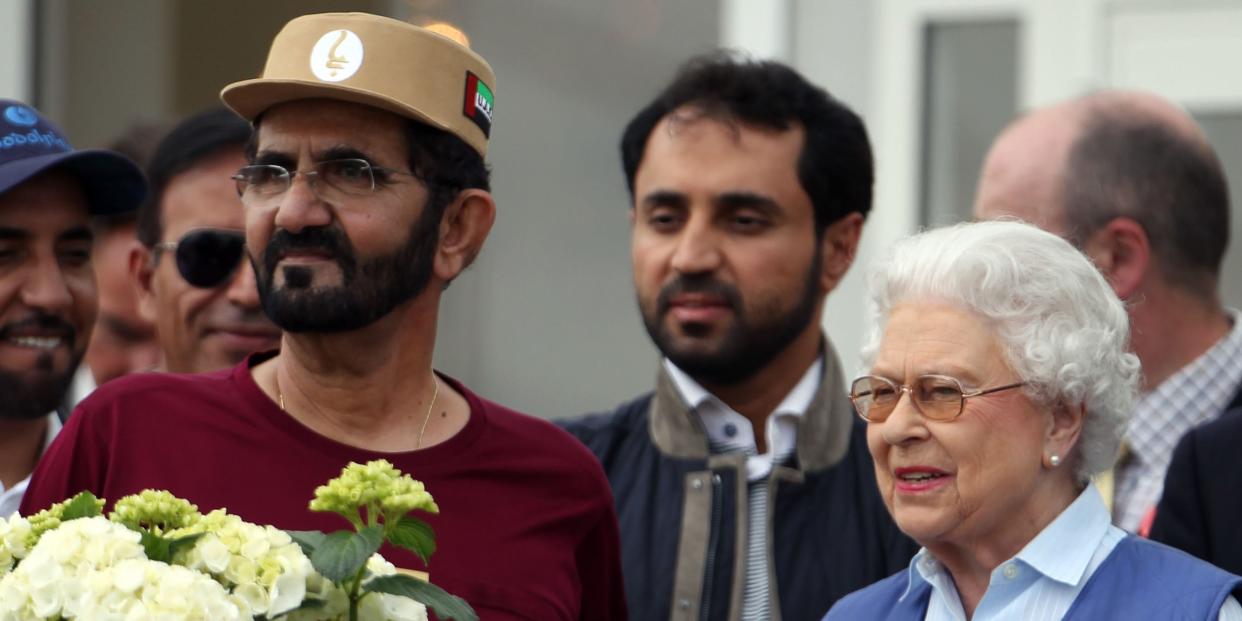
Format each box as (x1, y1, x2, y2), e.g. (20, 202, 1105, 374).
(234, 159, 377, 201)
(850, 376, 965, 421)
(174, 229, 247, 288)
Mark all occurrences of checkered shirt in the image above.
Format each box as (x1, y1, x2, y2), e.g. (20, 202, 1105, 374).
(1113, 309, 1242, 531)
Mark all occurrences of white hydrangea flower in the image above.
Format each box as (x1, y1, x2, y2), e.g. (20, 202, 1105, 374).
(174, 509, 312, 618)
(0, 476, 448, 621)
(283, 573, 350, 621)
(358, 555, 429, 621)
(0, 516, 144, 619)
(67, 558, 243, 620)
(0, 514, 33, 578)
(282, 555, 428, 621)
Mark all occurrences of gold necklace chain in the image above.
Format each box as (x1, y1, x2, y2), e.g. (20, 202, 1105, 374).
(276, 373, 440, 449)
(415, 377, 440, 449)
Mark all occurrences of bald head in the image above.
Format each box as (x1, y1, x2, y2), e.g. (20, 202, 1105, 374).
(1084, 90, 1208, 143)
(975, 91, 1210, 230)
(973, 98, 1089, 234)
(974, 90, 1228, 298)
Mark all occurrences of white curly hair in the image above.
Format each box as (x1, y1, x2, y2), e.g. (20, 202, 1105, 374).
(859, 220, 1141, 483)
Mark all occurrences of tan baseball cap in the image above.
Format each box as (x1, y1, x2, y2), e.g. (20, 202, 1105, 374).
(221, 12, 496, 157)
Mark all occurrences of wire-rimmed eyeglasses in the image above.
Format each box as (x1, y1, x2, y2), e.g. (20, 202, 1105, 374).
(232, 158, 415, 203)
(849, 374, 1026, 422)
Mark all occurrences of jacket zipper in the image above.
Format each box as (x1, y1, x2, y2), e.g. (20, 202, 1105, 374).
(700, 473, 723, 621)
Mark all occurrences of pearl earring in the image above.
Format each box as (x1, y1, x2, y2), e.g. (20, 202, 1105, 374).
(1049, 454, 1061, 467)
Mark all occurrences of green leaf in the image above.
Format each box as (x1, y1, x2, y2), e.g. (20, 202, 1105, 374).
(296, 598, 327, 610)
(140, 531, 172, 562)
(310, 526, 383, 583)
(286, 529, 328, 557)
(387, 516, 436, 565)
(262, 597, 325, 620)
(133, 529, 203, 564)
(364, 574, 478, 621)
(167, 533, 205, 560)
(60, 491, 102, 520)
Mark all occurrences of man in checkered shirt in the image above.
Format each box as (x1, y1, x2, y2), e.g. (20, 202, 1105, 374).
(973, 91, 1242, 533)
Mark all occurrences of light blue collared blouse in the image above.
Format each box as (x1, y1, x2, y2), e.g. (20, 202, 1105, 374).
(900, 486, 1242, 620)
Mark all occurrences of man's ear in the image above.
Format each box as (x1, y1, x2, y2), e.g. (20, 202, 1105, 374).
(1081, 216, 1149, 300)
(818, 212, 864, 295)
(129, 245, 159, 323)
(434, 188, 497, 282)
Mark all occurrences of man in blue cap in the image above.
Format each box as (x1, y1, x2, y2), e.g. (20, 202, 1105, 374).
(0, 100, 145, 518)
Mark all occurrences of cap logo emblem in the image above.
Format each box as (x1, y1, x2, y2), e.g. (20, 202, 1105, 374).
(3, 105, 39, 128)
(310, 29, 364, 82)
(463, 71, 493, 137)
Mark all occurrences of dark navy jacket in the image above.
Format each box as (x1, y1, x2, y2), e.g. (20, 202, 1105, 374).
(1151, 406, 1242, 576)
(562, 344, 916, 621)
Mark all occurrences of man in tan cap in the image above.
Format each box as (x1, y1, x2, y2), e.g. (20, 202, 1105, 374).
(24, 13, 626, 619)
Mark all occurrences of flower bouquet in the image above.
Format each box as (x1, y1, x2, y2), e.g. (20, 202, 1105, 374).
(0, 460, 476, 621)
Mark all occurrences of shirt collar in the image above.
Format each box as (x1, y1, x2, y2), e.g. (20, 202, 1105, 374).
(1129, 308, 1242, 462)
(43, 411, 62, 454)
(1144, 308, 1242, 400)
(664, 359, 713, 410)
(773, 357, 823, 417)
(1013, 486, 1112, 585)
(663, 357, 822, 415)
(68, 365, 96, 407)
(663, 357, 822, 464)
(899, 486, 1112, 599)
(0, 412, 61, 499)
(900, 549, 933, 601)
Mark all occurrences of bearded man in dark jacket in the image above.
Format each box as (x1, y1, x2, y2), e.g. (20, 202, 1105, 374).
(561, 53, 917, 621)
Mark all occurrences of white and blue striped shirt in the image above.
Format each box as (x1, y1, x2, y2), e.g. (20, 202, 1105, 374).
(665, 357, 822, 621)
(904, 486, 1242, 620)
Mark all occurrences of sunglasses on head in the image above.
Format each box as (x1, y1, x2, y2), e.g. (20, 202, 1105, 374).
(154, 229, 247, 288)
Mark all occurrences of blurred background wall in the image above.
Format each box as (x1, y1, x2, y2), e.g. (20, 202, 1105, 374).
(2, 0, 1239, 417)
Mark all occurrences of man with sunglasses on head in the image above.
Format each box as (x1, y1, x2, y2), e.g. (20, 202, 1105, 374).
(0, 100, 145, 518)
(130, 108, 281, 373)
(22, 13, 625, 620)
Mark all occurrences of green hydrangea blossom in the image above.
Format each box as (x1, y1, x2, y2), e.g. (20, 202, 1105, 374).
(310, 460, 439, 533)
(24, 493, 105, 547)
(110, 489, 203, 535)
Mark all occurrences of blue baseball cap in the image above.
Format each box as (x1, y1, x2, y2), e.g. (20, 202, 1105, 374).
(0, 99, 146, 215)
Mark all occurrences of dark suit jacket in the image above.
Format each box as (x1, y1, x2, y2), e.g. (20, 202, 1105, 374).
(1149, 404, 1242, 575)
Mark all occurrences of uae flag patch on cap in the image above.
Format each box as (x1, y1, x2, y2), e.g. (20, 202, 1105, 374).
(463, 71, 494, 137)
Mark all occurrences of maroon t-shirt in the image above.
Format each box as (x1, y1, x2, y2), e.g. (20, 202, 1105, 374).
(22, 353, 626, 621)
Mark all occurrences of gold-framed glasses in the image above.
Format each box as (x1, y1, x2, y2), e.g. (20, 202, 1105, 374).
(232, 158, 415, 203)
(849, 374, 1026, 422)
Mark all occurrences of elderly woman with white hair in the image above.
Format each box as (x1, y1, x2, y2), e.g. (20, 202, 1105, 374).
(826, 221, 1241, 620)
